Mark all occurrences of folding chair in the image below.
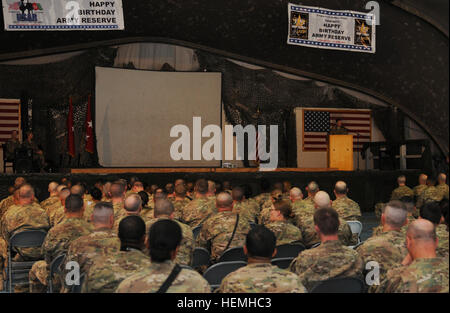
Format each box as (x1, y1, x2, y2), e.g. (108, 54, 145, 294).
(191, 247, 210, 268)
(249, 222, 256, 230)
(310, 277, 365, 293)
(192, 225, 202, 240)
(7, 230, 47, 292)
(347, 221, 363, 244)
(310, 242, 321, 249)
(48, 254, 66, 293)
(203, 261, 247, 290)
(271, 257, 294, 270)
(273, 243, 305, 259)
(70, 273, 85, 293)
(217, 247, 247, 263)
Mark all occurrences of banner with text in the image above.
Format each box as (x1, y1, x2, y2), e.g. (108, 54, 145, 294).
(2, 0, 124, 30)
(287, 3, 376, 53)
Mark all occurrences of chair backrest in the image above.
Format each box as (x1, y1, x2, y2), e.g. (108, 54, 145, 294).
(273, 243, 305, 258)
(192, 225, 202, 239)
(203, 261, 247, 288)
(71, 273, 85, 293)
(271, 257, 294, 270)
(218, 246, 247, 263)
(191, 247, 210, 268)
(310, 277, 365, 293)
(347, 221, 363, 236)
(9, 229, 47, 248)
(352, 241, 365, 250)
(50, 254, 66, 277)
(249, 222, 256, 230)
(310, 242, 321, 249)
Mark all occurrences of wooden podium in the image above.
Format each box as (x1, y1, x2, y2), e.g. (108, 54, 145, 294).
(327, 135, 353, 171)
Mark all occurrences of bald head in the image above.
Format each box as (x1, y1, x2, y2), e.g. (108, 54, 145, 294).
(154, 199, 174, 217)
(70, 184, 85, 197)
(124, 194, 142, 213)
(314, 191, 331, 209)
(19, 184, 34, 200)
(14, 177, 26, 189)
(59, 188, 71, 205)
(419, 174, 428, 185)
(92, 202, 114, 226)
(48, 182, 59, 194)
(216, 192, 233, 210)
(307, 181, 319, 195)
(289, 187, 303, 200)
(334, 181, 347, 195)
(407, 219, 437, 243)
(438, 173, 447, 184)
(383, 200, 407, 229)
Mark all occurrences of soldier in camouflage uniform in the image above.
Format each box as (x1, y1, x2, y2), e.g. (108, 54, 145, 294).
(252, 179, 272, 209)
(109, 182, 128, 225)
(197, 192, 251, 262)
(300, 191, 353, 247)
(332, 181, 362, 221)
(180, 179, 216, 228)
(29, 194, 93, 292)
(390, 175, 414, 201)
(383, 219, 449, 293)
(116, 219, 211, 293)
(61, 202, 120, 292)
(289, 207, 364, 291)
(82, 216, 151, 293)
(231, 186, 259, 224)
(419, 201, 449, 259)
(217, 225, 306, 293)
(289, 187, 305, 228)
(293, 181, 320, 226)
(0, 184, 50, 292)
(265, 200, 303, 245)
(83, 187, 102, 223)
(416, 178, 444, 211)
(39, 182, 60, 212)
(436, 173, 449, 200)
(413, 174, 428, 205)
(372, 197, 416, 237)
(356, 200, 409, 292)
(172, 183, 191, 221)
(0, 177, 26, 219)
(48, 188, 71, 228)
(146, 199, 194, 266)
(138, 190, 154, 221)
(258, 189, 283, 225)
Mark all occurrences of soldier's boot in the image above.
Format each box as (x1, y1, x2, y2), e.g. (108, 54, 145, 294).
(29, 260, 48, 293)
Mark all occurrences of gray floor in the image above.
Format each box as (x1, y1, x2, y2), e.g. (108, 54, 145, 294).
(360, 212, 379, 242)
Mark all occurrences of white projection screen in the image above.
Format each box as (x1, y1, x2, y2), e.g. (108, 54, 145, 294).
(95, 67, 222, 167)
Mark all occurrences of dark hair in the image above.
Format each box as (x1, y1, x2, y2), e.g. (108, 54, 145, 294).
(400, 196, 415, 213)
(420, 201, 442, 224)
(245, 225, 276, 258)
(314, 207, 340, 235)
(148, 219, 182, 262)
(118, 216, 146, 250)
(195, 179, 208, 194)
(138, 191, 149, 206)
(439, 198, 449, 227)
(260, 179, 271, 192)
(231, 186, 245, 201)
(90, 187, 102, 201)
(273, 200, 294, 219)
(65, 194, 84, 213)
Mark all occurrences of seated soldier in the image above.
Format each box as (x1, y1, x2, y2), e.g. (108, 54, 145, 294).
(4, 130, 20, 164)
(113, 193, 145, 232)
(22, 131, 46, 172)
(29, 194, 92, 293)
(172, 183, 191, 221)
(83, 187, 102, 223)
(436, 173, 449, 200)
(180, 179, 216, 228)
(82, 216, 151, 293)
(115, 219, 211, 293)
(265, 200, 303, 245)
(420, 201, 449, 259)
(331, 181, 362, 221)
(383, 219, 449, 293)
(258, 189, 283, 225)
(217, 225, 307, 293)
(231, 186, 259, 224)
(413, 174, 428, 205)
(390, 175, 414, 201)
(196, 192, 251, 263)
(138, 190, 153, 220)
(289, 207, 364, 291)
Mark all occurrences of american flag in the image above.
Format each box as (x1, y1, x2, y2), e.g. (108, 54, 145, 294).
(0, 99, 20, 145)
(302, 108, 371, 151)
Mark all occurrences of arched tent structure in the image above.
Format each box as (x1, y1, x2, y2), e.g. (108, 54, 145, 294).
(0, 0, 448, 160)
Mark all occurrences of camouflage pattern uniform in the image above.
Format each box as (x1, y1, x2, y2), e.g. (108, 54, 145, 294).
(115, 260, 211, 293)
(374, 202, 385, 220)
(291, 198, 315, 228)
(383, 258, 449, 293)
(436, 183, 449, 200)
(197, 211, 251, 262)
(356, 230, 408, 293)
(289, 240, 364, 291)
(83, 201, 97, 223)
(265, 221, 303, 245)
(172, 198, 191, 221)
(0, 195, 14, 219)
(40, 195, 60, 213)
(29, 217, 93, 292)
(413, 184, 428, 201)
(48, 205, 66, 228)
(61, 228, 120, 292)
(112, 202, 127, 232)
(146, 217, 194, 266)
(233, 200, 259, 224)
(436, 224, 449, 259)
(258, 201, 274, 225)
(416, 186, 443, 210)
(180, 197, 216, 228)
(301, 216, 354, 248)
(82, 248, 151, 293)
(332, 196, 362, 221)
(390, 186, 414, 201)
(252, 193, 271, 209)
(140, 206, 154, 222)
(217, 263, 307, 293)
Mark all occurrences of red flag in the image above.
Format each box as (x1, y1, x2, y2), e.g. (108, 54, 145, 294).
(67, 97, 75, 157)
(85, 95, 94, 153)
